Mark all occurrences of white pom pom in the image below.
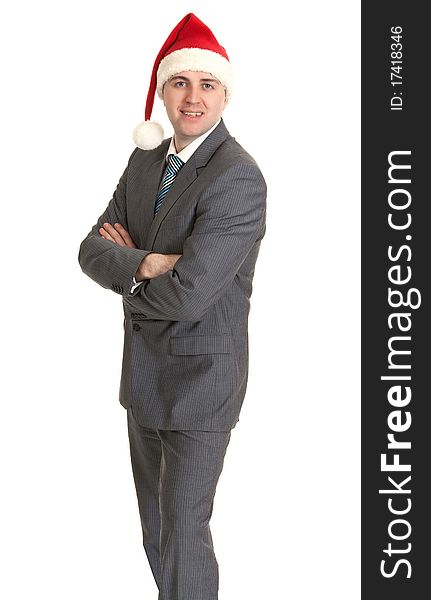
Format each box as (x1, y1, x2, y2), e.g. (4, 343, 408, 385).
(132, 120, 164, 150)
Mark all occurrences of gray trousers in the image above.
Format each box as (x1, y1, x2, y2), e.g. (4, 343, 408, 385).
(126, 406, 232, 600)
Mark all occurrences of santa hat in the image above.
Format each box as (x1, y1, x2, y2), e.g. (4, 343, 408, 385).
(132, 13, 234, 150)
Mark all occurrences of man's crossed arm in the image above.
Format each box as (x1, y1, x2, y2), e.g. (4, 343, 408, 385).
(99, 222, 182, 281)
(79, 159, 266, 322)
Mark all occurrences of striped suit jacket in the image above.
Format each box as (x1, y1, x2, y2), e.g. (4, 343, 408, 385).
(78, 119, 267, 431)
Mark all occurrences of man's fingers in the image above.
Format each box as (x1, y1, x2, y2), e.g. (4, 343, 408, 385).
(99, 222, 137, 248)
(114, 223, 137, 248)
(100, 223, 126, 246)
(99, 227, 116, 243)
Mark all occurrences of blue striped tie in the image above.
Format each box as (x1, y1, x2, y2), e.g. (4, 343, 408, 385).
(154, 154, 185, 215)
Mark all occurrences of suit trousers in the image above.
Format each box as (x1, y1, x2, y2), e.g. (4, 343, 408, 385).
(126, 406, 232, 600)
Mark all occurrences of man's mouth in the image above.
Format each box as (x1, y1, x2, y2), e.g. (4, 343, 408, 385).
(180, 110, 204, 118)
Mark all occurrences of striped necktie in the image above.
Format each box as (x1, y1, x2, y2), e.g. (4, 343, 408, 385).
(154, 154, 185, 215)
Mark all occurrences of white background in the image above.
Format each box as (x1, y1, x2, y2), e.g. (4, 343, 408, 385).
(1, 1, 360, 598)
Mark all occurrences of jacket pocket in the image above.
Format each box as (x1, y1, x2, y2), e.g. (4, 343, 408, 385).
(169, 334, 233, 355)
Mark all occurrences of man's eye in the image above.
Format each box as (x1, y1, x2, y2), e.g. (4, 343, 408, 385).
(175, 81, 186, 87)
(203, 83, 214, 89)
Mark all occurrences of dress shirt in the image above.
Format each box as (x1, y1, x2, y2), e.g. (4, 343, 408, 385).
(129, 118, 221, 294)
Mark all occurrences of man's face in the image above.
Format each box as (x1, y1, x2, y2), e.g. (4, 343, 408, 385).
(163, 70, 227, 150)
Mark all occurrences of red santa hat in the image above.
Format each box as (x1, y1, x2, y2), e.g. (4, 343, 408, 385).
(132, 13, 234, 150)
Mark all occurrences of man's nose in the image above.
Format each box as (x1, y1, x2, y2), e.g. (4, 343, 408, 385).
(185, 85, 201, 104)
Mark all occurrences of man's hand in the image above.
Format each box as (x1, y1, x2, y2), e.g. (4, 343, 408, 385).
(136, 253, 182, 281)
(99, 222, 137, 248)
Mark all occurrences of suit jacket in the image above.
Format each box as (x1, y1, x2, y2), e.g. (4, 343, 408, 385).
(78, 119, 267, 431)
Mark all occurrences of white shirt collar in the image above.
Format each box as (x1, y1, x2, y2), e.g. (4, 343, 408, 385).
(166, 118, 221, 163)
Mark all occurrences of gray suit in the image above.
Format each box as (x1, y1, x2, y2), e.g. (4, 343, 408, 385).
(78, 119, 267, 432)
(78, 119, 266, 599)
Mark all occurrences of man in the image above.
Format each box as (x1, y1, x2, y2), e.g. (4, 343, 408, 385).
(78, 13, 266, 600)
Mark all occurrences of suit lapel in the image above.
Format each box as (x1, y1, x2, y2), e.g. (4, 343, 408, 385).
(146, 119, 231, 248)
(146, 156, 166, 203)
(136, 147, 167, 245)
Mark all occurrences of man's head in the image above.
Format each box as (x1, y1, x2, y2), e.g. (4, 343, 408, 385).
(133, 13, 233, 151)
(162, 70, 227, 152)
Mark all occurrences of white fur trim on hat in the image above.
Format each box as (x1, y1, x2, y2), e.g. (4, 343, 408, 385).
(156, 48, 233, 101)
(132, 120, 164, 150)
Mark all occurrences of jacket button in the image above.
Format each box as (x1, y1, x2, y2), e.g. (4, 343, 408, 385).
(132, 323, 141, 331)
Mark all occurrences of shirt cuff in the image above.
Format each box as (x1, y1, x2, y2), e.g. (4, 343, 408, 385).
(129, 276, 144, 294)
